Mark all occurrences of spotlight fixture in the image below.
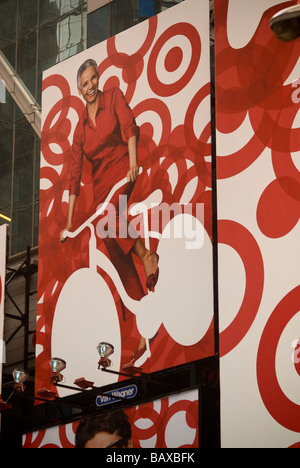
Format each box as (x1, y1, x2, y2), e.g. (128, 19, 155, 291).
(97, 342, 114, 368)
(269, 2, 300, 42)
(50, 357, 66, 384)
(12, 369, 29, 393)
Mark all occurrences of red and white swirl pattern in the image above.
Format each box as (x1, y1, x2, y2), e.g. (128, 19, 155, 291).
(35, 0, 214, 396)
(216, 0, 300, 448)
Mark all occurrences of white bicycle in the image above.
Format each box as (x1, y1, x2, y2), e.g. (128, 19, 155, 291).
(51, 167, 214, 397)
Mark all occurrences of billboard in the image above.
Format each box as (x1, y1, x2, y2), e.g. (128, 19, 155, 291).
(23, 389, 199, 448)
(36, 0, 214, 397)
(0, 224, 7, 400)
(215, 0, 300, 448)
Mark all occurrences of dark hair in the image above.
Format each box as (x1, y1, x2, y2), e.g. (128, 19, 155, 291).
(75, 411, 132, 448)
(77, 58, 99, 89)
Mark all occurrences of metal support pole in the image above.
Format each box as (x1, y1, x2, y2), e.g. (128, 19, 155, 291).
(24, 247, 31, 372)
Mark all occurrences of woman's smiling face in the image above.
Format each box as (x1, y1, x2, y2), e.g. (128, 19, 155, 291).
(78, 65, 99, 104)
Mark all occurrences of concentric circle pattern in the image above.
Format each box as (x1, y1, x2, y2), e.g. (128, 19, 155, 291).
(35, 0, 214, 398)
(216, 0, 300, 448)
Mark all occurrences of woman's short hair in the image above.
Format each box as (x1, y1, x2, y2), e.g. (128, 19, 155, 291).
(77, 58, 99, 89)
(75, 411, 132, 448)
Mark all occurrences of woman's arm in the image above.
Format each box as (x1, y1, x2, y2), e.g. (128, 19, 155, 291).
(112, 88, 139, 182)
(127, 135, 139, 182)
(60, 194, 77, 242)
(60, 119, 83, 243)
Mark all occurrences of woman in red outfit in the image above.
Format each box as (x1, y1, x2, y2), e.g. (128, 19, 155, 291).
(60, 59, 158, 364)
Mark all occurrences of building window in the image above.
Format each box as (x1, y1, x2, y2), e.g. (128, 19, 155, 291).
(59, 5, 87, 61)
(0, 0, 87, 256)
(87, 0, 185, 48)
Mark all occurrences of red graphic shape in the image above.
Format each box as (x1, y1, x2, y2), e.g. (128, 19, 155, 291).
(126, 394, 198, 448)
(289, 442, 300, 449)
(22, 429, 46, 449)
(215, 0, 300, 180)
(148, 22, 201, 96)
(257, 286, 300, 432)
(218, 220, 264, 357)
(164, 46, 183, 72)
(257, 177, 300, 238)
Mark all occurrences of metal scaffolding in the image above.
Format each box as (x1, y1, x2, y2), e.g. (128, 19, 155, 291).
(0, 51, 41, 138)
(4, 247, 37, 376)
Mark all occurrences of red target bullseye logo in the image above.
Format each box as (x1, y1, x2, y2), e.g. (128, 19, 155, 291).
(147, 22, 201, 97)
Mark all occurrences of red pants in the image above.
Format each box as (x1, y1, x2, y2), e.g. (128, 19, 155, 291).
(93, 158, 145, 319)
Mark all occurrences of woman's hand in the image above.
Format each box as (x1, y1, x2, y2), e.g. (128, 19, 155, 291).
(127, 164, 139, 183)
(60, 195, 77, 243)
(127, 136, 139, 182)
(60, 225, 72, 243)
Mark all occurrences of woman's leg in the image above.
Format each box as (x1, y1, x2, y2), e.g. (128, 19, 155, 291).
(96, 179, 159, 288)
(131, 237, 159, 280)
(95, 179, 159, 363)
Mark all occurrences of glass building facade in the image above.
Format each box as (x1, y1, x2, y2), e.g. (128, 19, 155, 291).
(0, 0, 183, 257)
(0, 0, 87, 256)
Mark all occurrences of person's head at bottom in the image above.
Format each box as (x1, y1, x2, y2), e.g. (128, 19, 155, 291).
(75, 411, 133, 448)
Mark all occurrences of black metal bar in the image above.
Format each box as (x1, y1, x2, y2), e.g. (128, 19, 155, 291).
(101, 367, 182, 388)
(24, 247, 31, 372)
(210, 43, 220, 358)
(209, 41, 221, 449)
(5, 258, 27, 287)
(34, 396, 88, 411)
(5, 291, 24, 318)
(5, 324, 23, 345)
(54, 382, 129, 402)
(4, 313, 23, 321)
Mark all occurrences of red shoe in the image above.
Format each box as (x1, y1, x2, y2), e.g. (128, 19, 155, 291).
(146, 254, 159, 292)
(123, 347, 146, 366)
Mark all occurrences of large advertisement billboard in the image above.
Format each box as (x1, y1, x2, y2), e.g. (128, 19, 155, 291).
(35, 0, 214, 397)
(215, 0, 300, 448)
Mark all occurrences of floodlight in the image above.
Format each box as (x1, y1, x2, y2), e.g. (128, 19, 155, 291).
(50, 357, 66, 383)
(12, 369, 29, 393)
(97, 342, 114, 368)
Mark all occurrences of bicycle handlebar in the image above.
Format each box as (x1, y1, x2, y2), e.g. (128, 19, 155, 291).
(63, 168, 143, 240)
